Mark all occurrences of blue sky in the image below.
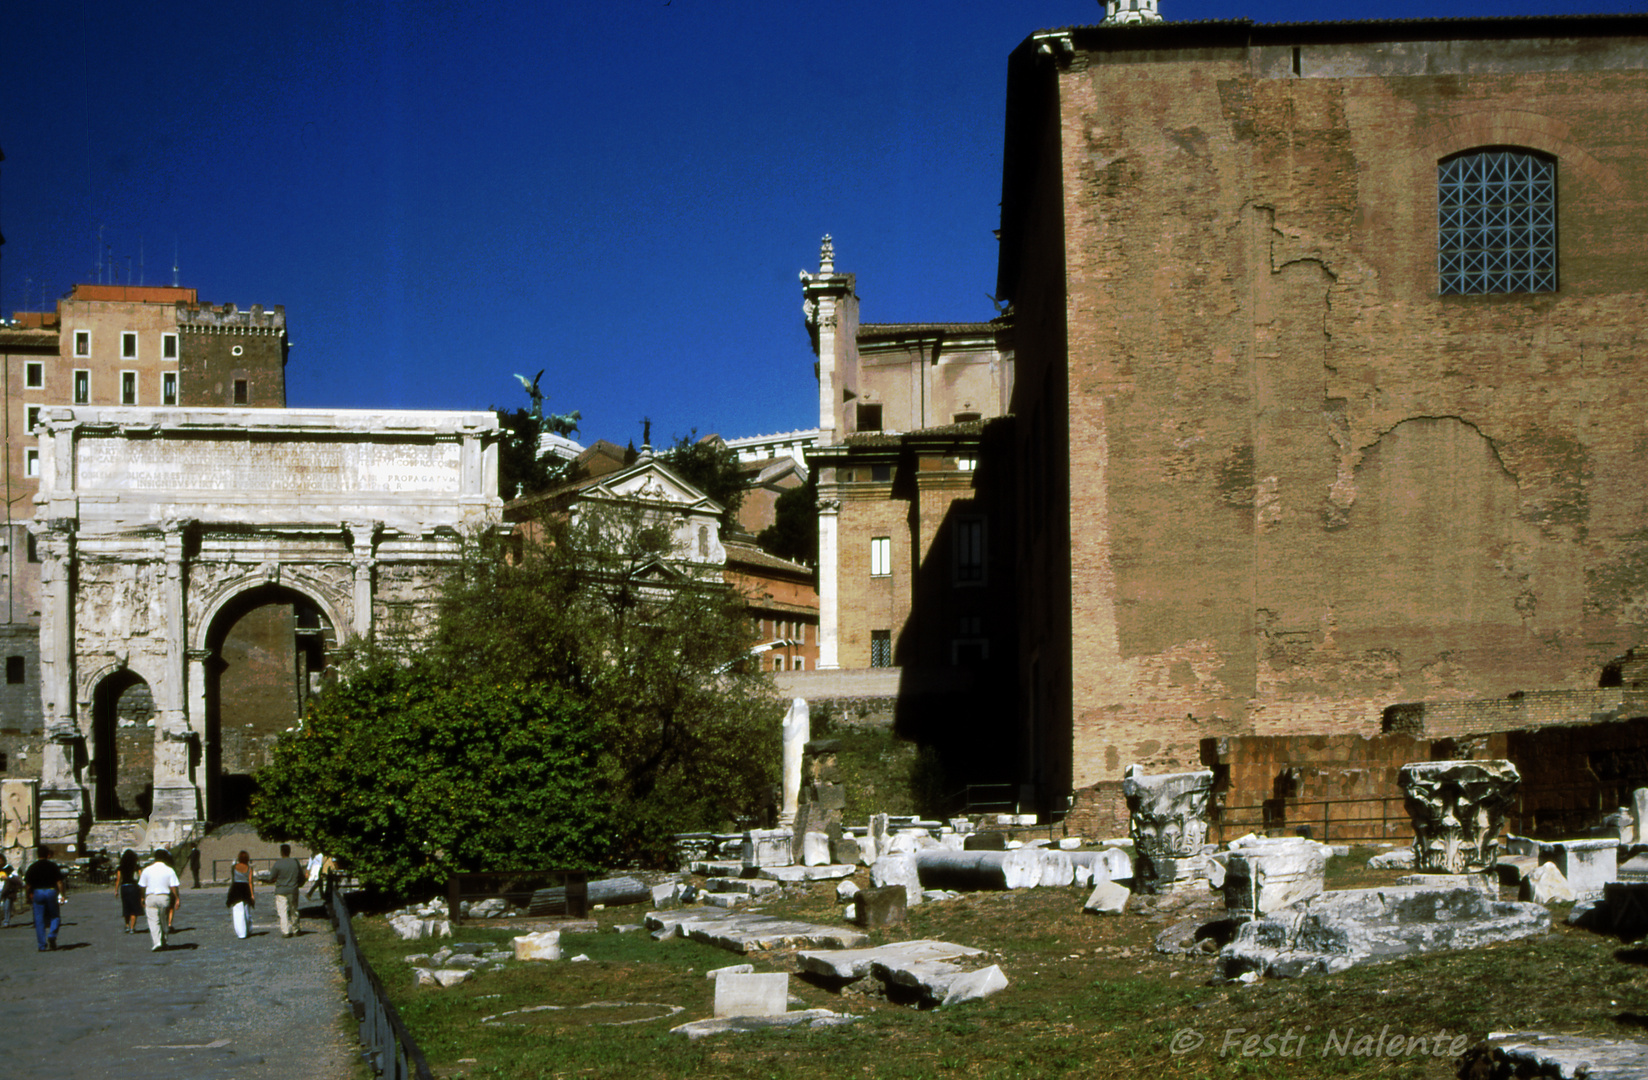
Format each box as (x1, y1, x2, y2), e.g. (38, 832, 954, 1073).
(2, 0, 1642, 447)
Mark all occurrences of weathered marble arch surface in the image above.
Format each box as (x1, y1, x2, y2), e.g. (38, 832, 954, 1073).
(30, 407, 502, 851)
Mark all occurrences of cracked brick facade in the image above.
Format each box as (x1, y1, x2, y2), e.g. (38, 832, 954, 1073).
(997, 18, 1648, 833)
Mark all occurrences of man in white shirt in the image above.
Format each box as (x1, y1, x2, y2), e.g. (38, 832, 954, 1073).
(138, 849, 182, 952)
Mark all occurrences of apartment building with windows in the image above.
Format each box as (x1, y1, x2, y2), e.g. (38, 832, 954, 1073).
(0, 284, 289, 781)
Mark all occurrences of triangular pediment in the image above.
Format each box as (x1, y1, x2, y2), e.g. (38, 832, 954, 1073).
(584, 459, 724, 514)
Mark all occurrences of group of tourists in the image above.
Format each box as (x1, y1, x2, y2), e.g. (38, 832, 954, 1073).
(6, 842, 328, 952)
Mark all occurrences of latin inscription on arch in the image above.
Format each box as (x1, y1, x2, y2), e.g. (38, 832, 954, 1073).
(73, 438, 462, 494)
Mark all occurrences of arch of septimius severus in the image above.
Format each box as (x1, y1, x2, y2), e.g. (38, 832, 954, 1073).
(26, 406, 500, 852)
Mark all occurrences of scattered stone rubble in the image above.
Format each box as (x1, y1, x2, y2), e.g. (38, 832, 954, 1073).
(1463, 1032, 1648, 1080)
(797, 939, 1007, 1008)
(408, 941, 514, 987)
(1217, 884, 1550, 979)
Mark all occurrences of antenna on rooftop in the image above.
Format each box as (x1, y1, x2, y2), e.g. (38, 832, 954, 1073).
(96, 225, 104, 284)
(172, 239, 179, 288)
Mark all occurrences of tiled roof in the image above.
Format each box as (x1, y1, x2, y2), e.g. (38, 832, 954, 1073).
(1050, 13, 1648, 36)
(724, 539, 813, 576)
(859, 322, 1001, 336)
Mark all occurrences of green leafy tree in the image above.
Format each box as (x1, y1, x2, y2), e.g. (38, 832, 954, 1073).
(660, 432, 745, 529)
(495, 406, 562, 500)
(431, 502, 779, 862)
(251, 657, 607, 894)
(756, 475, 818, 565)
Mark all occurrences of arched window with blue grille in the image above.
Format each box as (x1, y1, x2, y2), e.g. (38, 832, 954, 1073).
(1438, 149, 1557, 296)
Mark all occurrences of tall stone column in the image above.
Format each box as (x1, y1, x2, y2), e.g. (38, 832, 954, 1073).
(149, 521, 200, 847)
(347, 521, 380, 641)
(33, 521, 85, 852)
(779, 698, 809, 826)
(816, 498, 840, 670)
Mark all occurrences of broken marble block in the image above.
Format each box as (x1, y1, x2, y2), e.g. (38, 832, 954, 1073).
(512, 930, 562, 962)
(413, 967, 473, 988)
(389, 914, 452, 941)
(1218, 884, 1549, 980)
(1537, 838, 1617, 901)
(1394, 872, 1497, 898)
(714, 972, 789, 1019)
(1399, 759, 1519, 875)
(1521, 862, 1577, 905)
(853, 885, 908, 930)
(870, 854, 922, 907)
(802, 832, 832, 867)
(1123, 764, 1214, 893)
(1083, 877, 1130, 915)
(1367, 848, 1415, 870)
(1219, 836, 1329, 919)
(941, 965, 1009, 1007)
(742, 829, 795, 869)
(1619, 852, 1648, 884)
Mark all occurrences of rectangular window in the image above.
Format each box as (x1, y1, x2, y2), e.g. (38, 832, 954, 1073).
(74, 331, 90, 357)
(1438, 149, 1556, 295)
(162, 333, 178, 360)
(870, 630, 893, 668)
(26, 533, 38, 563)
(794, 657, 805, 671)
(954, 517, 986, 585)
(871, 464, 892, 482)
(162, 372, 177, 406)
(5, 657, 22, 685)
(773, 656, 786, 672)
(857, 402, 883, 432)
(870, 536, 891, 577)
(73, 370, 90, 404)
(233, 379, 249, 405)
(25, 405, 40, 433)
(24, 362, 43, 389)
(121, 371, 138, 405)
(122, 331, 138, 359)
(24, 449, 39, 478)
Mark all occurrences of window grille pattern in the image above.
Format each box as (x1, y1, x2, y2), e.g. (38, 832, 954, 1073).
(870, 630, 892, 668)
(1438, 150, 1556, 295)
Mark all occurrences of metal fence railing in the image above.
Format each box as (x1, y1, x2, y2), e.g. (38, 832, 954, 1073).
(1212, 785, 1628, 846)
(329, 885, 433, 1080)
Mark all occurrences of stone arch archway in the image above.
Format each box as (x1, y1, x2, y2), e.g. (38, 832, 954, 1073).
(29, 406, 503, 850)
(199, 582, 339, 821)
(88, 668, 156, 821)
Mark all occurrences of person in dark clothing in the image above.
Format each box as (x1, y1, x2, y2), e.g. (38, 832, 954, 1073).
(114, 849, 143, 934)
(24, 846, 66, 951)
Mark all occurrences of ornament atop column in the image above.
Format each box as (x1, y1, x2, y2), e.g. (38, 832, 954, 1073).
(1104, 0, 1163, 25)
(1399, 760, 1520, 875)
(1123, 764, 1214, 892)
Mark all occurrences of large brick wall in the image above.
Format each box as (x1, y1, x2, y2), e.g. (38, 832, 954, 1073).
(999, 20, 1648, 815)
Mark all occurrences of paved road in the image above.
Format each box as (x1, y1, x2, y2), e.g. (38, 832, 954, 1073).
(0, 885, 358, 1080)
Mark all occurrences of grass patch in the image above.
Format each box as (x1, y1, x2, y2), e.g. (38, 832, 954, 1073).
(356, 851, 1648, 1079)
